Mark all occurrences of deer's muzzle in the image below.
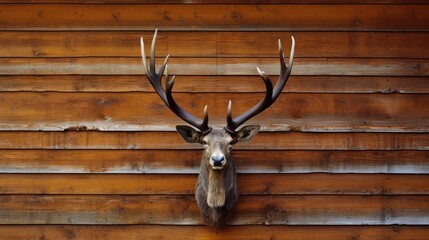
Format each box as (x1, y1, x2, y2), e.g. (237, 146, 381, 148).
(210, 154, 225, 169)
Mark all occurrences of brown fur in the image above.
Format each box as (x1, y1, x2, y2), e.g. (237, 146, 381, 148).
(196, 157, 238, 227)
(194, 129, 237, 227)
(176, 126, 259, 227)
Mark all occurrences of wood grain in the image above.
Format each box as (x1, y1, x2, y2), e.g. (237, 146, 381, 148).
(0, 92, 427, 132)
(0, 150, 427, 174)
(1, 225, 428, 240)
(0, 195, 427, 225)
(1, 57, 427, 76)
(0, 173, 428, 195)
(0, 4, 427, 31)
(1, 1, 428, 234)
(1, 76, 428, 94)
(0, 132, 427, 150)
(4, 0, 429, 3)
(0, 31, 216, 58)
(217, 32, 429, 58)
(1, 31, 428, 58)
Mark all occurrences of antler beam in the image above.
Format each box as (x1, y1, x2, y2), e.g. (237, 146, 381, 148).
(141, 29, 211, 134)
(225, 37, 295, 133)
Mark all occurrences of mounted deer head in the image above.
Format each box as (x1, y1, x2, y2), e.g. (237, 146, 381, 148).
(140, 30, 295, 227)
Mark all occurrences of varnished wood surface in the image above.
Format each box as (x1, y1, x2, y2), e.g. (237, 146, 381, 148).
(0, 150, 427, 174)
(1, 1, 428, 235)
(1, 57, 427, 76)
(0, 92, 427, 132)
(1, 31, 428, 58)
(4, 0, 429, 3)
(0, 131, 427, 150)
(0, 4, 428, 31)
(1, 76, 428, 93)
(0, 173, 428, 195)
(1, 225, 428, 240)
(0, 195, 428, 225)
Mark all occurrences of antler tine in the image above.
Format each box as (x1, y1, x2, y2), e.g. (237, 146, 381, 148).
(272, 36, 295, 101)
(141, 30, 166, 102)
(289, 36, 296, 68)
(226, 100, 233, 133)
(150, 29, 158, 74)
(202, 105, 209, 132)
(140, 36, 149, 74)
(225, 37, 295, 133)
(141, 29, 211, 134)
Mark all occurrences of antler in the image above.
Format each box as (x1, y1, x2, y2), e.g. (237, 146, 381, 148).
(225, 37, 295, 133)
(141, 29, 211, 134)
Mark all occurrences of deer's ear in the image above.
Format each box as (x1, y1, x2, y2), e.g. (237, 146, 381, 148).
(234, 125, 260, 142)
(176, 125, 202, 143)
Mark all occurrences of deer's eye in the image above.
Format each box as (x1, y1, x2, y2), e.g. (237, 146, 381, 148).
(202, 140, 208, 146)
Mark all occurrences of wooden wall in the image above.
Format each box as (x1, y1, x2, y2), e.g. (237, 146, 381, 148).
(0, 1, 428, 239)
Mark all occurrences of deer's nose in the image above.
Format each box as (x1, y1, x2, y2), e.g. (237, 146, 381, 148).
(211, 155, 225, 167)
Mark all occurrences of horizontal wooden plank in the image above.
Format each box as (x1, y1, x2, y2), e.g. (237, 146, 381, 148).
(2, 31, 428, 58)
(2, 226, 429, 240)
(0, 4, 427, 31)
(1, 76, 429, 94)
(4, 0, 429, 4)
(0, 132, 427, 150)
(0, 57, 216, 75)
(0, 195, 427, 225)
(217, 58, 429, 76)
(219, 32, 429, 58)
(0, 31, 216, 58)
(0, 92, 427, 132)
(0, 173, 428, 195)
(1, 57, 427, 76)
(0, 150, 428, 174)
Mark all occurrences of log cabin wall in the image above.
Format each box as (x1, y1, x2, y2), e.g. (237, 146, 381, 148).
(0, 1, 428, 239)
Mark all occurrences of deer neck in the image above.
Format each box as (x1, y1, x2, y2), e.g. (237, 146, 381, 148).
(207, 169, 225, 208)
(200, 156, 236, 208)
